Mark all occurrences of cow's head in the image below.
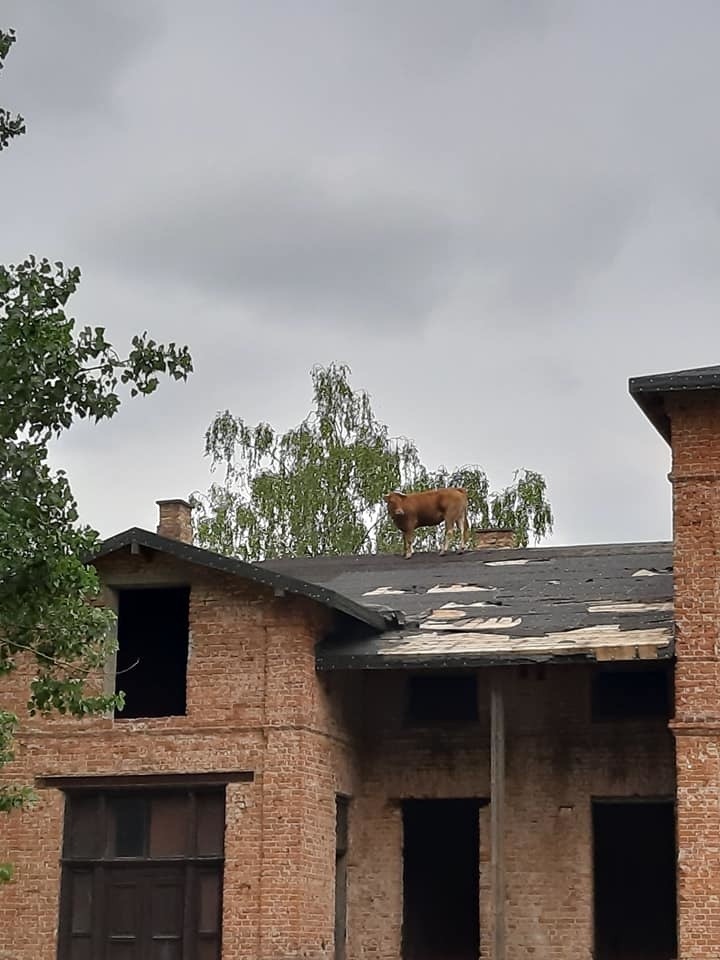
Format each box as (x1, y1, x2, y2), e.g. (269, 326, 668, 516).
(383, 491, 406, 516)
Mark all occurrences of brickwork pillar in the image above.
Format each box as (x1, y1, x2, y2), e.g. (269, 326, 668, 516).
(258, 729, 338, 960)
(669, 392, 720, 958)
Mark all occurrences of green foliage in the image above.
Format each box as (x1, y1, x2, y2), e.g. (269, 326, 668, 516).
(1, 30, 193, 879)
(0, 709, 29, 879)
(0, 254, 192, 863)
(0, 29, 25, 151)
(193, 363, 553, 560)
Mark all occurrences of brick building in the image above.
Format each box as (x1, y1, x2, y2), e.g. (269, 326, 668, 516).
(0, 363, 719, 959)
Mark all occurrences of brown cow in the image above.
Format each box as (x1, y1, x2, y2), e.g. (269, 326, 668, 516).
(383, 487, 469, 559)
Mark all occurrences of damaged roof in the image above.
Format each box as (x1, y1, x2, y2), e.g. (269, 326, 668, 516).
(263, 542, 675, 668)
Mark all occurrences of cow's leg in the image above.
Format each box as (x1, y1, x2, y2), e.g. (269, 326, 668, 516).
(458, 512, 468, 552)
(404, 529, 414, 559)
(441, 519, 453, 555)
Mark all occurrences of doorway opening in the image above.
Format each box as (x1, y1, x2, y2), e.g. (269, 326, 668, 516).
(593, 799, 677, 960)
(402, 798, 480, 960)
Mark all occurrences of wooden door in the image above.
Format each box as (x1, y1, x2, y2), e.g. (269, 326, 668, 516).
(105, 866, 184, 960)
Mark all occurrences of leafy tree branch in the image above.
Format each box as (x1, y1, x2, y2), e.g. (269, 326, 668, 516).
(0, 29, 25, 151)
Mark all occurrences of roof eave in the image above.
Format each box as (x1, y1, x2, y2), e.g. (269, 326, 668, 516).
(629, 366, 720, 445)
(316, 639, 675, 670)
(629, 390, 671, 444)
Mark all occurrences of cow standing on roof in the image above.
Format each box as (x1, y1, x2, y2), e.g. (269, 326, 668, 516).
(383, 487, 469, 559)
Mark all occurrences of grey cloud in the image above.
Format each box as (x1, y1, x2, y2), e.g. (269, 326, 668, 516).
(480, 181, 649, 312)
(65, 1, 672, 330)
(91, 166, 644, 330)
(94, 176, 473, 327)
(1, 0, 164, 122)
(340, 0, 566, 70)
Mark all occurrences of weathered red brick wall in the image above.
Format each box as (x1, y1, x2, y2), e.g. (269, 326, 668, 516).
(0, 546, 356, 960)
(668, 392, 720, 959)
(347, 664, 674, 960)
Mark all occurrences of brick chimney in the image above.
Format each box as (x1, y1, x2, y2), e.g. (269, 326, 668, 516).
(630, 364, 720, 959)
(156, 498, 193, 544)
(473, 528, 516, 549)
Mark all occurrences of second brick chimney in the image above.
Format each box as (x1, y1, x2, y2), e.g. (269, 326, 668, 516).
(156, 498, 193, 544)
(473, 528, 516, 549)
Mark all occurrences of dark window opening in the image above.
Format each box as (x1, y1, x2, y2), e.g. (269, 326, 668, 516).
(593, 800, 677, 960)
(59, 788, 224, 960)
(402, 799, 480, 960)
(591, 666, 671, 721)
(115, 586, 190, 718)
(113, 794, 147, 857)
(335, 796, 349, 960)
(405, 674, 478, 725)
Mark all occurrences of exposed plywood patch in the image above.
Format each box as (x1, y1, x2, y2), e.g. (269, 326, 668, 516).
(462, 616, 522, 630)
(427, 608, 466, 620)
(439, 601, 494, 609)
(362, 586, 408, 596)
(588, 601, 673, 614)
(485, 558, 551, 567)
(595, 643, 660, 661)
(427, 583, 496, 594)
(485, 559, 530, 567)
(422, 616, 522, 632)
(372, 623, 671, 659)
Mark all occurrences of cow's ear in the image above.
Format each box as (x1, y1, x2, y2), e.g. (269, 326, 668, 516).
(383, 493, 391, 502)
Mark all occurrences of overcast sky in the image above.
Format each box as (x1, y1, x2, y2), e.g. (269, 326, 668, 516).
(3, 0, 720, 547)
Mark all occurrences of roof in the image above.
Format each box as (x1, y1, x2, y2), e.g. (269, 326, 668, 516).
(630, 364, 720, 442)
(91, 528, 393, 634)
(263, 543, 675, 668)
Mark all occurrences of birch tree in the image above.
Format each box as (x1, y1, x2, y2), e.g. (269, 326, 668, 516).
(193, 363, 553, 560)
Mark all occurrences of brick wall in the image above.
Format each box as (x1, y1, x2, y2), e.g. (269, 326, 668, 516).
(347, 664, 673, 960)
(668, 391, 720, 959)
